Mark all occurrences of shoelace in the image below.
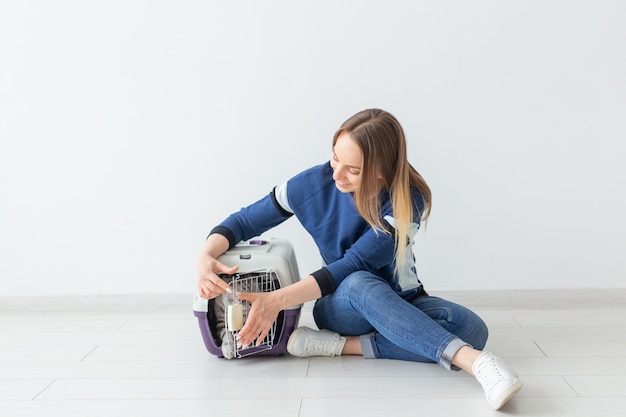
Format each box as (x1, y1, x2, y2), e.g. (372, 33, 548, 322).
(474, 356, 503, 390)
(304, 334, 339, 355)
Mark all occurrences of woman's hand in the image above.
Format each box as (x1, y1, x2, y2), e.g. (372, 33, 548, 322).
(235, 291, 283, 348)
(196, 252, 238, 299)
(235, 277, 323, 348)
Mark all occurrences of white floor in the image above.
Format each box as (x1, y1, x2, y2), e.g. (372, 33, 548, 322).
(1, 290, 626, 417)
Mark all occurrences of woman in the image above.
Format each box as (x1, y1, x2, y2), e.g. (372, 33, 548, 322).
(196, 109, 522, 409)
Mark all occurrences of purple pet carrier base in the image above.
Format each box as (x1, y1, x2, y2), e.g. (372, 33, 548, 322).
(195, 307, 301, 358)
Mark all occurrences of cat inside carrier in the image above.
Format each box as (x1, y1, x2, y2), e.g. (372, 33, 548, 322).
(193, 238, 302, 358)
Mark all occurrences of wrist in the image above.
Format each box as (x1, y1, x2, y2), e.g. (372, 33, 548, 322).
(270, 288, 290, 311)
(202, 233, 230, 259)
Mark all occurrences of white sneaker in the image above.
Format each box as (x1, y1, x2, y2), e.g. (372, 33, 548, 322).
(472, 351, 523, 410)
(287, 326, 346, 357)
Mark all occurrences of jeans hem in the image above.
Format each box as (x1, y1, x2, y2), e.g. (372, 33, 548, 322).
(438, 336, 470, 371)
(360, 332, 377, 359)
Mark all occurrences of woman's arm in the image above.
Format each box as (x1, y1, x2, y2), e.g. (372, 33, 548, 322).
(196, 233, 238, 299)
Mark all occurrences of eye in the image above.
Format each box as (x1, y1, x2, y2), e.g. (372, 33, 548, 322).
(348, 168, 361, 175)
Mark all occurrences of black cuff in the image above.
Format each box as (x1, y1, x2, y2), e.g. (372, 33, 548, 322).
(208, 226, 237, 249)
(311, 267, 336, 296)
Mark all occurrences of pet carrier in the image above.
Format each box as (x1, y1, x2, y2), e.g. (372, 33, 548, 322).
(193, 238, 302, 358)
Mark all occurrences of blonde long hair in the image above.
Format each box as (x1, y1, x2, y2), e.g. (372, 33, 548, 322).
(333, 109, 432, 271)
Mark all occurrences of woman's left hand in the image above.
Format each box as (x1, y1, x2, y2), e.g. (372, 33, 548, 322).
(235, 291, 283, 348)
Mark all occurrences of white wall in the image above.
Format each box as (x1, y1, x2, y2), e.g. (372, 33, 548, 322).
(1, 0, 625, 296)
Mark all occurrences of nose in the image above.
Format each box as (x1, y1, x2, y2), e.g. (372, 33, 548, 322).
(332, 165, 346, 181)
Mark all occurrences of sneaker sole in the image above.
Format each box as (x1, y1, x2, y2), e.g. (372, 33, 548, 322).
(490, 379, 523, 410)
(287, 327, 310, 357)
(286, 328, 301, 356)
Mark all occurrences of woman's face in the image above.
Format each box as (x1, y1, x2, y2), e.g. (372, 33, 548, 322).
(330, 132, 363, 193)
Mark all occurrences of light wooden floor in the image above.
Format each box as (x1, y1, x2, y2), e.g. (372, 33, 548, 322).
(1, 290, 625, 417)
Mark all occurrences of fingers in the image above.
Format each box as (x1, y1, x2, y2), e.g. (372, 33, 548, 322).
(235, 293, 275, 347)
(218, 262, 239, 276)
(236, 293, 267, 345)
(237, 320, 271, 348)
(197, 260, 239, 299)
(235, 292, 254, 302)
(198, 273, 232, 299)
(212, 263, 239, 293)
(236, 313, 257, 347)
(255, 328, 271, 346)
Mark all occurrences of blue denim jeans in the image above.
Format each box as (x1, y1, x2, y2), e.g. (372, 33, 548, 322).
(313, 271, 489, 371)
